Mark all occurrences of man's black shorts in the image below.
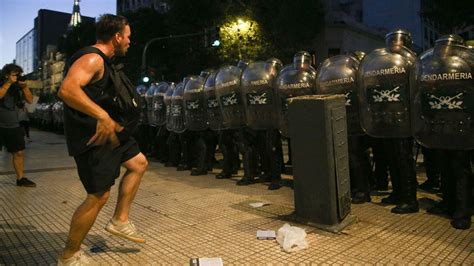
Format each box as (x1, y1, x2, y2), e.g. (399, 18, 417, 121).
(74, 138, 140, 194)
(0, 127, 25, 153)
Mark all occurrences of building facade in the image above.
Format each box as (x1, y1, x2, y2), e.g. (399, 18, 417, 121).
(117, 0, 169, 14)
(42, 51, 66, 93)
(15, 9, 94, 76)
(16, 29, 36, 75)
(313, 0, 385, 65)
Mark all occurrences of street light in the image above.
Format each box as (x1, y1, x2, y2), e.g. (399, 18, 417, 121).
(224, 18, 253, 36)
(211, 40, 221, 47)
(236, 19, 250, 33)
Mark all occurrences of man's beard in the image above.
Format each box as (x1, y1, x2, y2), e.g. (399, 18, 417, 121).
(115, 46, 128, 57)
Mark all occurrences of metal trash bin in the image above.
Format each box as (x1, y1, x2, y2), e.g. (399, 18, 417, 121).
(288, 94, 355, 233)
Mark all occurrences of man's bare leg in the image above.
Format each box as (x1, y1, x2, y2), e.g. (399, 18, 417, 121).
(61, 191, 110, 259)
(12, 150, 24, 179)
(113, 153, 148, 222)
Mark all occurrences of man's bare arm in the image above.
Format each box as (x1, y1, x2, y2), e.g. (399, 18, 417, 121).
(59, 53, 109, 119)
(18, 81, 33, 104)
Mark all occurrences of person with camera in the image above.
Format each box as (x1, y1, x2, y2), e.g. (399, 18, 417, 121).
(0, 63, 35, 187)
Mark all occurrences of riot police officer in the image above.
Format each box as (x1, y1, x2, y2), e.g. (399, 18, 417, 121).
(412, 34, 473, 229)
(239, 58, 283, 189)
(317, 52, 372, 203)
(358, 29, 419, 213)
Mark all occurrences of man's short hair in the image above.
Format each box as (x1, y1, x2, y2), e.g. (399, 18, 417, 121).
(96, 14, 129, 42)
(1, 64, 23, 82)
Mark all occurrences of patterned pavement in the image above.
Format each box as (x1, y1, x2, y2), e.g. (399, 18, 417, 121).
(0, 130, 472, 265)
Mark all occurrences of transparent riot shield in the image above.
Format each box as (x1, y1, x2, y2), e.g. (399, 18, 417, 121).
(146, 83, 157, 127)
(316, 54, 364, 136)
(154, 82, 169, 126)
(276, 51, 317, 137)
(184, 75, 207, 131)
(165, 83, 176, 132)
(358, 31, 416, 137)
(241, 59, 282, 130)
(412, 35, 474, 150)
(169, 78, 189, 133)
(215, 65, 246, 129)
(204, 72, 224, 131)
(136, 84, 148, 126)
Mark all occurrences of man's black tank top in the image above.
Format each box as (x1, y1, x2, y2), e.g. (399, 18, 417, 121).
(63, 47, 110, 156)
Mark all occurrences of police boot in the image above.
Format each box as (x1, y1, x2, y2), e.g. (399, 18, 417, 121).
(177, 164, 191, 171)
(427, 200, 452, 215)
(237, 156, 255, 186)
(237, 176, 255, 185)
(352, 191, 371, 204)
(191, 169, 207, 176)
(391, 173, 419, 214)
(219, 146, 234, 178)
(391, 201, 419, 214)
(268, 180, 281, 190)
(451, 218, 471, 230)
(419, 178, 440, 191)
(216, 171, 232, 179)
(192, 140, 208, 176)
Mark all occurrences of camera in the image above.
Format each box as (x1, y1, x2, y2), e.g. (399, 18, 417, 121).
(17, 76, 26, 82)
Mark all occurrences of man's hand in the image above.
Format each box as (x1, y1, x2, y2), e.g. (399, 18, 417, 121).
(87, 114, 122, 148)
(18, 81, 27, 89)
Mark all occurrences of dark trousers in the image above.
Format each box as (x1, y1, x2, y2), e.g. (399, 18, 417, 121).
(155, 126, 170, 162)
(179, 131, 196, 168)
(348, 135, 371, 194)
(219, 129, 239, 174)
(370, 137, 390, 187)
(438, 150, 473, 220)
(257, 129, 283, 182)
(193, 129, 217, 171)
(422, 147, 441, 185)
(237, 128, 259, 179)
(166, 132, 181, 167)
(383, 138, 418, 204)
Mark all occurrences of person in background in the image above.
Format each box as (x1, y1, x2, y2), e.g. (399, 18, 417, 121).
(17, 102, 30, 140)
(0, 63, 35, 187)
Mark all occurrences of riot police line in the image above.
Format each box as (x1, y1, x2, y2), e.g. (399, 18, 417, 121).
(32, 29, 473, 230)
(29, 93, 64, 134)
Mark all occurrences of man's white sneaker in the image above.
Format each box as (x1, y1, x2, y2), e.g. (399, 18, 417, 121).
(57, 251, 90, 266)
(105, 219, 146, 243)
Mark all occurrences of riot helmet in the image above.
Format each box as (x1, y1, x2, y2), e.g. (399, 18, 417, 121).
(293, 51, 312, 69)
(385, 29, 413, 49)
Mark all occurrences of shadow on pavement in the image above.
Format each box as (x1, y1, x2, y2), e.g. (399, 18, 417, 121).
(0, 223, 140, 264)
